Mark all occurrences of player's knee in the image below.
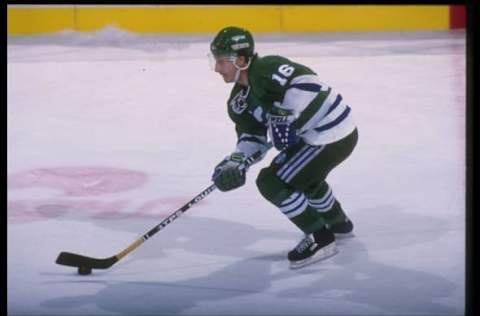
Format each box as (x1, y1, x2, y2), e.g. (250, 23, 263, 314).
(256, 167, 293, 205)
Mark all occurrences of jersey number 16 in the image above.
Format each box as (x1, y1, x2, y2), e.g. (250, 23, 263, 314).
(272, 64, 295, 86)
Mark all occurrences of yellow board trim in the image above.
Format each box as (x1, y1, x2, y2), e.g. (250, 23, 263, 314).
(8, 6, 76, 35)
(75, 5, 282, 33)
(281, 5, 450, 32)
(7, 5, 450, 36)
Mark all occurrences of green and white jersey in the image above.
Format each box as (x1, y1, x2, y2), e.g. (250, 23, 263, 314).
(226, 54, 356, 156)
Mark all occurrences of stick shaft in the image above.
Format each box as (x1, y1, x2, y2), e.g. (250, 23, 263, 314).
(113, 145, 270, 262)
(56, 143, 271, 269)
(116, 238, 144, 260)
(115, 184, 217, 260)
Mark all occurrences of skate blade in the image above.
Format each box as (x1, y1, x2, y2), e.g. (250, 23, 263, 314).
(289, 243, 339, 269)
(334, 232, 355, 239)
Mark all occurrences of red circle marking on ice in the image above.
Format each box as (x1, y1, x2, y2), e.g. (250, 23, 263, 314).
(8, 166, 149, 223)
(7, 199, 132, 224)
(8, 200, 69, 224)
(8, 166, 149, 196)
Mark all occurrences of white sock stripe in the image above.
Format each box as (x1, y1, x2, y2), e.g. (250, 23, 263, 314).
(309, 193, 335, 211)
(282, 198, 309, 218)
(280, 191, 301, 205)
(283, 146, 325, 183)
(281, 197, 307, 214)
(308, 187, 333, 205)
(280, 195, 306, 213)
(280, 193, 307, 213)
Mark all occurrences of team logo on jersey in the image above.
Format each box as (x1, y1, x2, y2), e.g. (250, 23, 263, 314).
(230, 87, 250, 114)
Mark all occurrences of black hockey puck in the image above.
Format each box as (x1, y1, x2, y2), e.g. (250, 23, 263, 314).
(78, 266, 92, 275)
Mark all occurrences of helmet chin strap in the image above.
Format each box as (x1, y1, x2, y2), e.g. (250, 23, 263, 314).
(233, 56, 252, 83)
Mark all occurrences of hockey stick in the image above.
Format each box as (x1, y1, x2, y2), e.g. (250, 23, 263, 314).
(55, 144, 271, 272)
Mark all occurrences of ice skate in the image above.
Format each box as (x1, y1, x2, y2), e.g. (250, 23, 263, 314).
(327, 217, 355, 238)
(288, 228, 338, 269)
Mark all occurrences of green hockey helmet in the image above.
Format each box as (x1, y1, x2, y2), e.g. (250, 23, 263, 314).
(210, 26, 255, 59)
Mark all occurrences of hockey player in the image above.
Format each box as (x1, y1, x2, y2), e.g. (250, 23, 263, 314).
(209, 26, 358, 268)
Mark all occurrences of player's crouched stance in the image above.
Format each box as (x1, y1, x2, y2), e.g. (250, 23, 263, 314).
(209, 26, 358, 269)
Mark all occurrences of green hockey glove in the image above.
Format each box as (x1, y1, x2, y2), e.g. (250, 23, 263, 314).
(211, 152, 247, 192)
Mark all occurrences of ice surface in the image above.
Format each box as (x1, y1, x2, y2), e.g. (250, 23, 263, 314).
(8, 28, 466, 315)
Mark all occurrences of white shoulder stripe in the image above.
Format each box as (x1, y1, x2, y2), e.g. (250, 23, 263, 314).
(290, 74, 320, 85)
(281, 88, 318, 113)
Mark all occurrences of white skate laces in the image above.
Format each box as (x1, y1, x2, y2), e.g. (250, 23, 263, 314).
(295, 235, 316, 253)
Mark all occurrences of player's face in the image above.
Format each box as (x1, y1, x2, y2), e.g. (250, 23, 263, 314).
(213, 55, 238, 82)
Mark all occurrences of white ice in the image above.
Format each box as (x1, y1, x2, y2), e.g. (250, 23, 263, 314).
(7, 28, 466, 316)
